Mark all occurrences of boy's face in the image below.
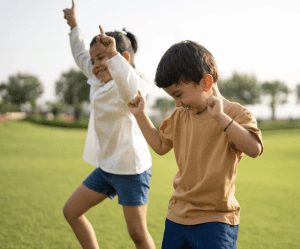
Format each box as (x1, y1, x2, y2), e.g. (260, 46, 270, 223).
(163, 77, 212, 115)
(90, 44, 113, 83)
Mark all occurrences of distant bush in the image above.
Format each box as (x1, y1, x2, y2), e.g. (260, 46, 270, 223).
(258, 119, 300, 131)
(24, 114, 300, 131)
(25, 114, 88, 129)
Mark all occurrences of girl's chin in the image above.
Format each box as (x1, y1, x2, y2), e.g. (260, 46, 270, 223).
(95, 75, 113, 83)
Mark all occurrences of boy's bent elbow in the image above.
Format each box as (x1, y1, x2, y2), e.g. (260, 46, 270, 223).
(156, 150, 168, 156)
(247, 144, 262, 158)
(154, 144, 172, 156)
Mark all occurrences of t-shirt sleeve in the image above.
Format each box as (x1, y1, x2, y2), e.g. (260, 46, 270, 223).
(159, 115, 174, 148)
(229, 108, 264, 155)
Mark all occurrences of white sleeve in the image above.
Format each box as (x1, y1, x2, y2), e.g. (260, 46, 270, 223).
(106, 53, 148, 103)
(69, 26, 93, 78)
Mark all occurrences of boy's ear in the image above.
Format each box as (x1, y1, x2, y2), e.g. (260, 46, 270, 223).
(203, 74, 213, 92)
(122, 51, 131, 63)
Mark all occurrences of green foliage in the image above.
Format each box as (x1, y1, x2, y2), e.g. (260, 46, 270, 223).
(25, 114, 89, 129)
(0, 100, 19, 114)
(261, 80, 289, 120)
(55, 69, 90, 120)
(1, 122, 300, 248)
(153, 97, 175, 117)
(55, 69, 90, 105)
(258, 119, 300, 131)
(296, 84, 300, 103)
(218, 72, 260, 105)
(46, 102, 68, 116)
(0, 73, 43, 112)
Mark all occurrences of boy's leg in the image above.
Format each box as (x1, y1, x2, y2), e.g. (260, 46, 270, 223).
(123, 204, 156, 249)
(63, 184, 108, 249)
(161, 218, 189, 249)
(187, 222, 239, 249)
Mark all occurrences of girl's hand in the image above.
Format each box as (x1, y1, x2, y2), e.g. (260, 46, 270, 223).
(96, 26, 118, 59)
(63, 0, 78, 30)
(207, 86, 224, 119)
(128, 90, 146, 117)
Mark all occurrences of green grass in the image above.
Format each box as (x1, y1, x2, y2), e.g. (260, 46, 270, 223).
(0, 121, 299, 248)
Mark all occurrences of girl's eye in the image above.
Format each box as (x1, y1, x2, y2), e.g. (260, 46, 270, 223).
(99, 57, 104, 60)
(175, 94, 181, 98)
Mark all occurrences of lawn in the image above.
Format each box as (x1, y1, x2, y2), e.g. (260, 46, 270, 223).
(0, 121, 299, 248)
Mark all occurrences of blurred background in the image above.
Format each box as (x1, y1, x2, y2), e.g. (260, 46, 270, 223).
(1, 1, 300, 248)
(1, 0, 299, 125)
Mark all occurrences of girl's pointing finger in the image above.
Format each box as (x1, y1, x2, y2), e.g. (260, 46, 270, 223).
(99, 25, 105, 35)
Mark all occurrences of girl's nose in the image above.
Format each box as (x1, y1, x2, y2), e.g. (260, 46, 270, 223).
(93, 60, 101, 72)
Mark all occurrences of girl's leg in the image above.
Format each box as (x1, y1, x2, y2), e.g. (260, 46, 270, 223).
(123, 204, 156, 249)
(63, 184, 108, 249)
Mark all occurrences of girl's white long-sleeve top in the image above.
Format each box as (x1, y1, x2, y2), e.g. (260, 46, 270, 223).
(69, 27, 152, 174)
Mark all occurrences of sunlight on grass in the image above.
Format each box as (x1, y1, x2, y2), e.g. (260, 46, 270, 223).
(0, 122, 299, 248)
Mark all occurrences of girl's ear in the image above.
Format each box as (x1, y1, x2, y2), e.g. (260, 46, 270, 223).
(203, 74, 213, 92)
(122, 51, 131, 63)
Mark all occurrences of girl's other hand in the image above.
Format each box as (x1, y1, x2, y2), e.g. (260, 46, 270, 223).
(63, 0, 78, 29)
(128, 90, 146, 117)
(96, 26, 118, 59)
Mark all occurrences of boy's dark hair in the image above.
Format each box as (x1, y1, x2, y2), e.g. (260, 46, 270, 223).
(155, 40, 219, 88)
(90, 29, 138, 68)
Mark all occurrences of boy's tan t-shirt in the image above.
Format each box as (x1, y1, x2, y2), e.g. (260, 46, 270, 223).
(159, 102, 263, 226)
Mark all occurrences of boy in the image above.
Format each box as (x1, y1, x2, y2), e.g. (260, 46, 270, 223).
(128, 40, 263, 248)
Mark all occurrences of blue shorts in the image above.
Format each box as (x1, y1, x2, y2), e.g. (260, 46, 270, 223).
(82, 167, 151, 206)
(162, 219, 239, 249)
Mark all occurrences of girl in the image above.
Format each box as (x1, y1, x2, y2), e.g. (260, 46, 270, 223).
(63, 1, 155, 249)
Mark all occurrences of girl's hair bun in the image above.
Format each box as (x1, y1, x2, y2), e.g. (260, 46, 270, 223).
(123, 28, 138, 54)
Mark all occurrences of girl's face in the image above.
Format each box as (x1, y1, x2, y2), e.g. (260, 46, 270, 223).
(90, 44, 113, 83)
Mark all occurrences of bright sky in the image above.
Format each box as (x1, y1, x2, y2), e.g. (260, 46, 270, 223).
(1, 0, 299, 119)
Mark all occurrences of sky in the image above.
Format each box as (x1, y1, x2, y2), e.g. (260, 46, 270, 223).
(1, 0, 300, 119)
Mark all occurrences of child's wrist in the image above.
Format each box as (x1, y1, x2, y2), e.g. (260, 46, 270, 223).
(214, 113, 230, 127)
(70, 21, 78, 30)
(107, 51, 118, 59)
(135, 110, 147, 120)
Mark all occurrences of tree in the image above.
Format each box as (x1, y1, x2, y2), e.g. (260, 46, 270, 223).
(261, 80, 289, 120)
(153, 97, 175, 118)
(218, 72, 261, 105)
(296, 84, 300, 103)
(55, 69, 89, 120)
(0, 73, 43, 112)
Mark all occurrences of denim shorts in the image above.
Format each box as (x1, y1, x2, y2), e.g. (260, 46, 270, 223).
(82, 167, 151, 206)
(162, 219, 239, 249)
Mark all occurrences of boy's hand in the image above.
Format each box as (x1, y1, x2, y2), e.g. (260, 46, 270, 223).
(128, 90, 146, 117)
(207, 86, 224, 118)
(96, 26, 118, 59)
(63, 0, 78, 29)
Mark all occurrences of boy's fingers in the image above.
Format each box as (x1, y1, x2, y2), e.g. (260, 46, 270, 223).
(212, 85, 219, 97)
(71, 0, 75, 10)
(138, 90, 142, 96)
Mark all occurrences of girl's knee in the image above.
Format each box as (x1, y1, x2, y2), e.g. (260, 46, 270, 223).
(128, 227, 148, 244)
(63, 201, 78, 222)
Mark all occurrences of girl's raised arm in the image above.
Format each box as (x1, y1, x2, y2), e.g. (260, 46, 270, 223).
(63, 0, 78, 30)
(64, 0, 93, 78)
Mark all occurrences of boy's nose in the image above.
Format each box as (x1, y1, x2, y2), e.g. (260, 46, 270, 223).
(175, 99, 182, 107)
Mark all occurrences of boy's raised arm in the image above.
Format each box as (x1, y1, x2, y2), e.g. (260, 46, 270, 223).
(128, 91, 172, 156)
(208, 86, 262, 158)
